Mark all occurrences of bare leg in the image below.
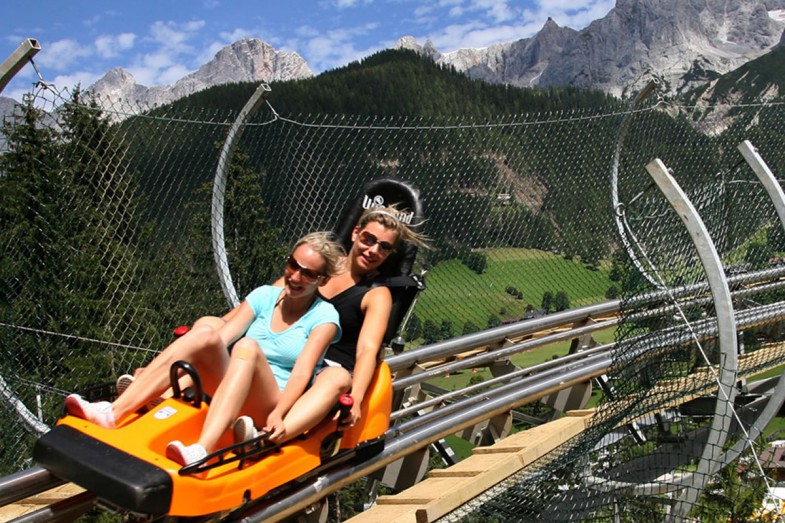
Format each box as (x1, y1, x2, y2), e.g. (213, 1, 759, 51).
(191, 315, 227, 330)
(129, 316, 229, 398)
(128, 317, 228, 378)
(282, 367, 352, 438)
(112, 323, 230, 421)
(196, 338, 280, 452)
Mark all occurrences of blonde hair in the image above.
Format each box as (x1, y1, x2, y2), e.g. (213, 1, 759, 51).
(356, 204, 428, 250)
(293, 232, 345, 276)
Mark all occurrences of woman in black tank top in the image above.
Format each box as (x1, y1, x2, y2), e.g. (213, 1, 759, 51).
(279, 206, 425, 437)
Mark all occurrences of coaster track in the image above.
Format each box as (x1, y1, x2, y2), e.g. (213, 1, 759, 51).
(4, 269, 785, 522)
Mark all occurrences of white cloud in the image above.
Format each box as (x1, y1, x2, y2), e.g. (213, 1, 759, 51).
(470, 0, 516, 23)
(220, 28, 256, 43)
(50, 71, 103, 94)
(416, 0, 614, 52)
(3, 86, 32, 102)
(437, 0, 464, 7)
(82, 15, 103, 28)
(413, 4, 435, 18)
(95, 33, 136, 58)
(4, 34, 29, 46)
(536, 0, 597, 10)
(156, 64, 193, 85)
(298, 23, 381, 71)
(528, 0, 615, 29)
(424, 21, 496, 51)
(35, 39, 93, 71)
(145, 19, 205, 58)
(122, 20, 209, 86)
(331, 0, 373, 8)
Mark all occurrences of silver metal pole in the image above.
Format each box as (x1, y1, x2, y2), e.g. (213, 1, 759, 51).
(738, 140, 785, 229)
(611, 80, 661, 288)
(386, 299, 620, 371)
(0, 467, 63, 507)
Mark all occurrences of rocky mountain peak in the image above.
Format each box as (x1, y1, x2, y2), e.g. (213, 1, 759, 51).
(541, 17, 560, 32)
(88, 38, 313, 113)
(402, 0, 785, 98)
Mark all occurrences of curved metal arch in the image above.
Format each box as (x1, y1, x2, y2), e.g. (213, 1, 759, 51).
(211, 82, 272, 308)
(644, 158, 739, 521)
(611, 80, 662, 288)
(700, 140, 785, 489)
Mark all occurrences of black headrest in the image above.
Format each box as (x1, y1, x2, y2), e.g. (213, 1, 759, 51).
(333, 177, 425, 278)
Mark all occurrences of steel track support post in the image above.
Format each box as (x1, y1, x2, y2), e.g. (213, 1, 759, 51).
(644, 158, 738, 521)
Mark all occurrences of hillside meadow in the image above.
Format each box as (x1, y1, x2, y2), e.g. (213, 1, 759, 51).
(413, 247, 614, 329)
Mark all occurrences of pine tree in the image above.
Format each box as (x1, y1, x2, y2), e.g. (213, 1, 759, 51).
(554, 291, 570, 312)
(541, 291, 554, 313)
(0, 96, 64, 384)
(0, 89, 152, 395)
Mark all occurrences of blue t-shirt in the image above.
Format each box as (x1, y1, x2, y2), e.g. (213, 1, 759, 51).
(244, 286, 340, 390)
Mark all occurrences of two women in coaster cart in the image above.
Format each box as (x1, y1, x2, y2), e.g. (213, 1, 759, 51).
(34, 178, 427, 517)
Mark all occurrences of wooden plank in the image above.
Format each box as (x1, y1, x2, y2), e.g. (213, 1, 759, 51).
(20, 483, 85, 504)
(429, 454, 524, 483)
(377, 477, 459, 505)
(473, 415, 587, 453)
(346, 413, 592, 523)
(0, 483, 85, 519)
(427, 453, 513, 477)
(414, 416, 589, 523)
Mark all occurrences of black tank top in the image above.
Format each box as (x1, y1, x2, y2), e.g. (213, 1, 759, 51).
(320, 276, 380, 372)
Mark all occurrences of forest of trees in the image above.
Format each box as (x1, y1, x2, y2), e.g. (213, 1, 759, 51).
(128, 48, 784, 277)
(0, 89, 288, 456)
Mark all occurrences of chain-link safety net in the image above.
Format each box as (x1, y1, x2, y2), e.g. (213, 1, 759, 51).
(436, 96, 785, 521)
(3, 78, 785, 522)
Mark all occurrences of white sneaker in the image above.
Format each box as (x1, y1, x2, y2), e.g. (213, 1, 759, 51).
(166, 440, 207, 466)
(233, 415, 258, 444)
(64, 394, 116, 429)
(115, 373, 163, 409)
(116, 374, 134, 396)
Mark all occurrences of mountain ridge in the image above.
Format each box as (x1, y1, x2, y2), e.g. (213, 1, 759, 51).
(87, 38, 313, 109)
(399, 0, 785, 98)
(7, 0, 785, 112)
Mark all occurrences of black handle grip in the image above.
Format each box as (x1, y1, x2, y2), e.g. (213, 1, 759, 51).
(169, 360, 203, 408)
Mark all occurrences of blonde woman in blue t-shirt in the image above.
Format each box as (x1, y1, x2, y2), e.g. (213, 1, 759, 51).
(64, 232, 344, 466)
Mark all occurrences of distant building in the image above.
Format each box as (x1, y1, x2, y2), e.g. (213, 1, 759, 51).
(496, 193, 511, 205)
(760, 441, 785, 481)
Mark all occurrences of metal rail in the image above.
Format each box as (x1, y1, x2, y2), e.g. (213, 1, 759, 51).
(5, 296, 785, 521)
(0, 467, 63, 507)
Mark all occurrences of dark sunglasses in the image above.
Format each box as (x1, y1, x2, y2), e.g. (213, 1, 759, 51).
(358, 230, 395, 253)
(285, 255, 325, 282)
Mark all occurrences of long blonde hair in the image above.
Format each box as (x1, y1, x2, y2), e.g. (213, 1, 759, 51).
(293, 232, 345, 276)
(355, 205, 428, 250)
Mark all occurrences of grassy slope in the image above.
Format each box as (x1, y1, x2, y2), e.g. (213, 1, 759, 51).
(415, 247, 613, 327)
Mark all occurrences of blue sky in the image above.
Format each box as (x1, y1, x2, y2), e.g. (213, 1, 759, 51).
(2, 0, 614, 101)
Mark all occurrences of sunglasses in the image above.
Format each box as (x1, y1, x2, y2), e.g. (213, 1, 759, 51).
(358, 230, 395, 253)
(285, 255, 325, 282)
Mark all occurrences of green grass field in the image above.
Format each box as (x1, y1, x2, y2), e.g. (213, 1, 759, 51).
(408, 248, 784, 457)
(414, 248, 613, 329)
